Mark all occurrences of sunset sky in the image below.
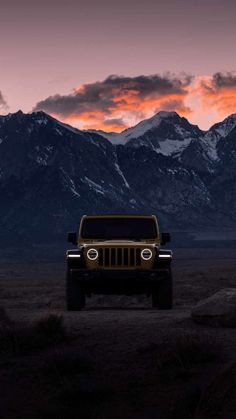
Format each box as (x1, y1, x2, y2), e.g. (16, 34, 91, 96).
(0, 0, 236, 131)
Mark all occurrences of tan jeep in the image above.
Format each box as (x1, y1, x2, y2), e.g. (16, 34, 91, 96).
(66, 215, 173, 310)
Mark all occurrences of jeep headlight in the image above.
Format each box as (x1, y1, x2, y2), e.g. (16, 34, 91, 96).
(141, 248, 152, 261)
(67, 251, 82, 258)
(87, 248, 98, 261)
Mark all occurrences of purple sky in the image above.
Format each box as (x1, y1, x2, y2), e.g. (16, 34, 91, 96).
(0, 0, 236, 130)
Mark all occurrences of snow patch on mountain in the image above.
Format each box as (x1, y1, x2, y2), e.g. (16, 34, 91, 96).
(33, 114, 49, 126)
(174, 124, 192, 137)
(55, 128, 63, 136)
(156, 137, 194, 156)
(36, 156, 48, 165)
(201, 133, 219, 161)
(60, 168, 81, 198)
(114, 162, 130, 188)
(82, 177, 105, 195)
(46, 145, 54, 152)
(68, 180, 80, 198)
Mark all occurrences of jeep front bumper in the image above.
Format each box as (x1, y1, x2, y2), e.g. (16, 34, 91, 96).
(69, 268, 170, 294)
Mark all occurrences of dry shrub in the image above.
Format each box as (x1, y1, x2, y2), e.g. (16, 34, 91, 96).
(32, 314, 65, 342)
(162, 335, 220, 369)
(139, 333, 221, 373)
(139, 334, 222, 418)
(0, 309, 65, 355)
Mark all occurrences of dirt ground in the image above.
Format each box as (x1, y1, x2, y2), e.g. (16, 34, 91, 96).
(0, 248, 236, 419)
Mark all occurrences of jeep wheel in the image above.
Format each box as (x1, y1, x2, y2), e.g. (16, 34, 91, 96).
(152, 269, 173, 310)
(66, 269, 86, 311)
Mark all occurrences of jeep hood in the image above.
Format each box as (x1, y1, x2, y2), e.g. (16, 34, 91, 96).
(82, 240, 158, 247)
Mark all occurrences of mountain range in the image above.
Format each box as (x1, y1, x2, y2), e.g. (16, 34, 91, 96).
(1, 109, 236, 244)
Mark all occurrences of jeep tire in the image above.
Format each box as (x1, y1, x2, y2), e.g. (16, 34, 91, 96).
(66, 269, 86, 311)
(152, 268, 173, 309)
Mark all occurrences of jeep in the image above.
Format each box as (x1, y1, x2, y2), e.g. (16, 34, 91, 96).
(66, 214, 173, 310)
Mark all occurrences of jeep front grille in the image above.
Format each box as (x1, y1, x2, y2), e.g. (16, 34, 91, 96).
(98, 247, 141, 268)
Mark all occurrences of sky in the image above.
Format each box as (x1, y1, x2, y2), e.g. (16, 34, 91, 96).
(0, 0, 236, 131)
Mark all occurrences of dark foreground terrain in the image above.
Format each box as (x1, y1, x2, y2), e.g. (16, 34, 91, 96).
(0, 248, 236, 419)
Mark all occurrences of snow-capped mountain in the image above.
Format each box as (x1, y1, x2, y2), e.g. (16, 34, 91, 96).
(199, 114, 236, 163)
(209, 113, 236, 138)
(1, 109, 236, 243)
(88, 111, 203, 157)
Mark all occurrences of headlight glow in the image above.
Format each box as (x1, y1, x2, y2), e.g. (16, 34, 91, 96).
(141, 248, 152, 261)
(87, 248, 98, 261)
(67, 254, 81, 258)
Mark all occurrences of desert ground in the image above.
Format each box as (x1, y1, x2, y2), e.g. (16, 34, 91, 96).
(0, 248, 236, 419)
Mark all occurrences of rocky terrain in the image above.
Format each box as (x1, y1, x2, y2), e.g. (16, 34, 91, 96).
(1, 110, 236, 243)
(0, 249, 236, 418)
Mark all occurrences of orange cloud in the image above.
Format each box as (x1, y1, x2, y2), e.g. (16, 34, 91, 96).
(197, 72, 236, 116)
(33, 74, 192, 132)
(84, 119, 127, 132)
(66, 112, 127, 132)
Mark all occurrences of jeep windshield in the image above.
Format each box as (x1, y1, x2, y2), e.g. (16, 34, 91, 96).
(81, 217, 157, 239)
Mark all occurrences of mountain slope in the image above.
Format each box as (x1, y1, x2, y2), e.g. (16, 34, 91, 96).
(1, 110, 236, 243)
(0, 111, 144, 242)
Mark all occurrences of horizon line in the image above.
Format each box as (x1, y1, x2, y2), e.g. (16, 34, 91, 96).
(1, 108, 236, 134)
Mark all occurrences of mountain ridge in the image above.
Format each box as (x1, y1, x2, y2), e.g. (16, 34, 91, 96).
(1, 109, 236, 243)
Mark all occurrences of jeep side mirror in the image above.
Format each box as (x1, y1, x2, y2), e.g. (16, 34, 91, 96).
(67, 232, 77, 245)
(161, 232, 171, 245)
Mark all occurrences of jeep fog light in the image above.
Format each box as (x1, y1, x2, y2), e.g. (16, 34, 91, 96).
(87, 248, 98, 261)
(141, 248, 152, 261)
